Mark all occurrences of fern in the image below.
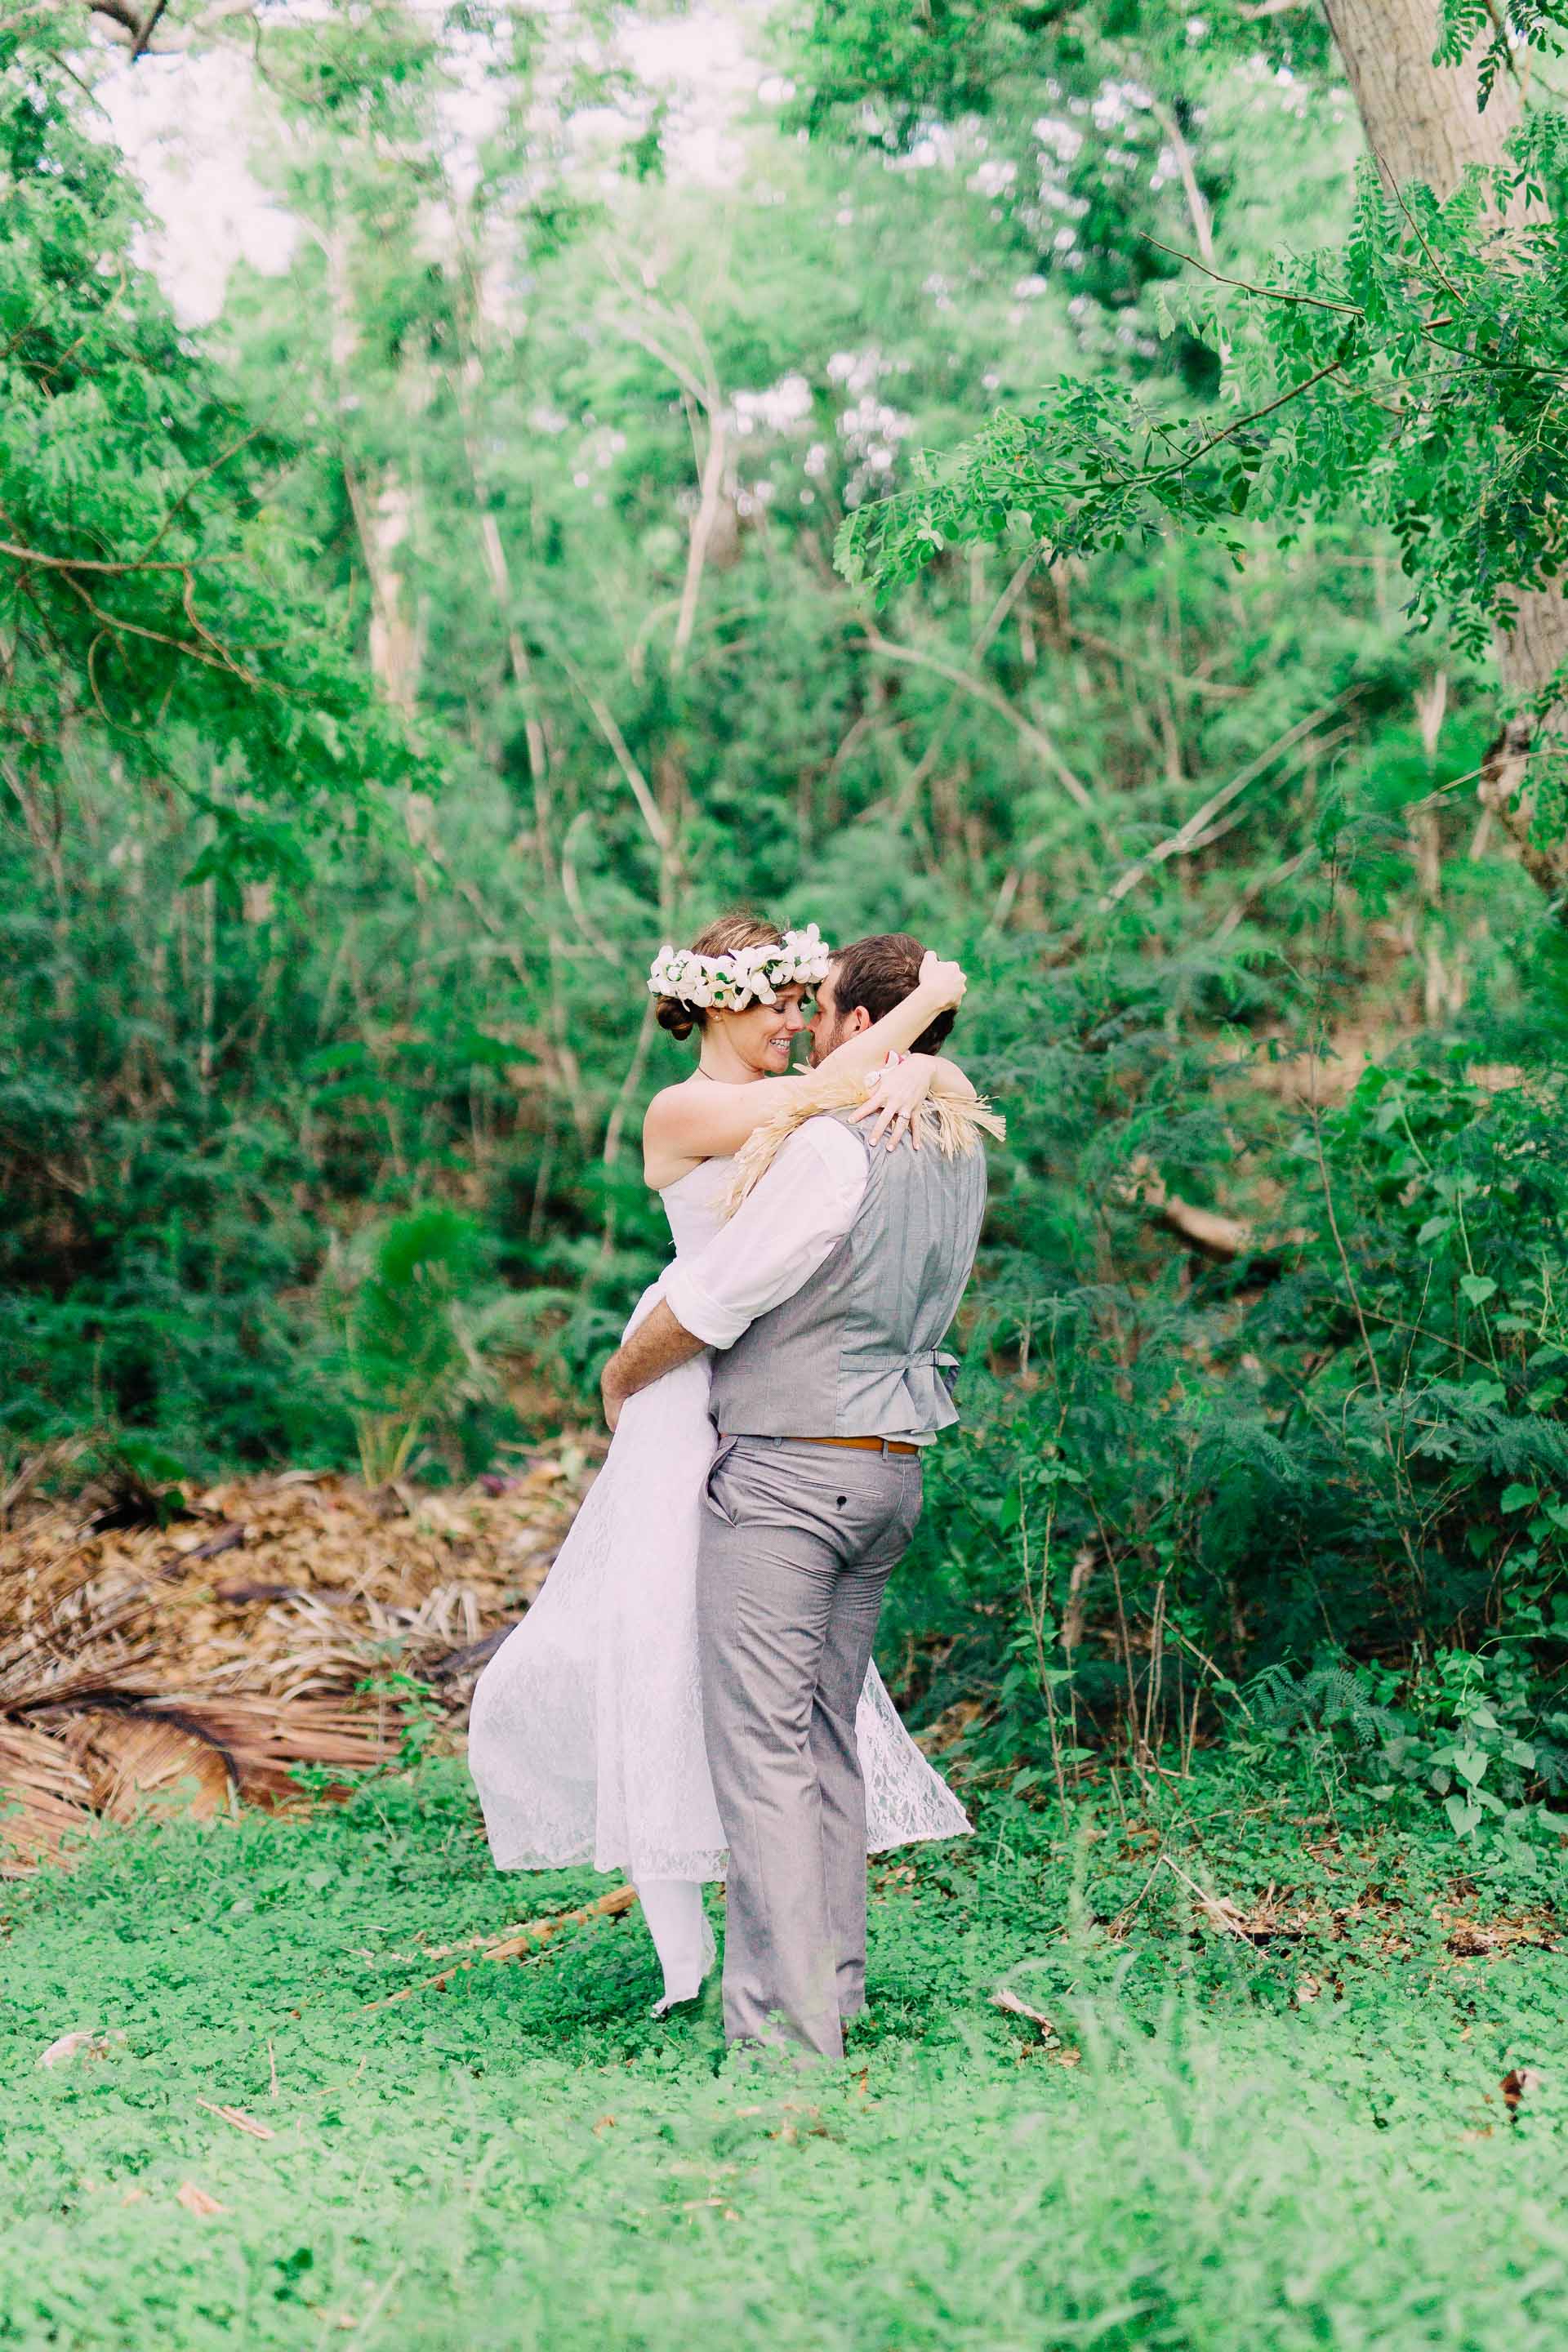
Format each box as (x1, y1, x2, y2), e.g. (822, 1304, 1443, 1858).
(323, 1207, 539, 1488)
(1249, 1661, 1398, 1750)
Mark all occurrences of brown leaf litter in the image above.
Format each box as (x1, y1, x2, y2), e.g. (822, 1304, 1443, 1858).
(1499, 2066, 1546, 2116)
(0, 1446, 600, 1871)
(1438, 1907, 1559, 1960)
(1157, 1854, 1557, 1968)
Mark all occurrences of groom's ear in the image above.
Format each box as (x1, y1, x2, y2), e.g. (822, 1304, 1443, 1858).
(845, 1003, 873, 1036)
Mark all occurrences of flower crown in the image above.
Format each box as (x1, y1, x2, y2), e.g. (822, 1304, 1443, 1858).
(647, 924, 832, 1012)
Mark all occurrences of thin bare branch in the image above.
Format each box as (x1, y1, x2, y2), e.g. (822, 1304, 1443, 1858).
(0, 540, 226, 578)
(130, 0, 169, 59)
(858, 627, 1094, 810)
(1137, 232, 1361, 317)
(556, 652, 673, 855)
(1101, 702, 1346, 909)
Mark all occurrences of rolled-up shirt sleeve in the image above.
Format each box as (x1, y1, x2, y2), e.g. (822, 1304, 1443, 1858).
(663, 1119, 868, 1350)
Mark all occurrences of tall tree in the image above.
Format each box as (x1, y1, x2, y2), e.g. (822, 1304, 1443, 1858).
(1321, 0, 1568, 889)
(817, 2, 1568, 892)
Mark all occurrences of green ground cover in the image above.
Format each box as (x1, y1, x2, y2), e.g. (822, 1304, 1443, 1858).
(2, 1766, 1566, 2351)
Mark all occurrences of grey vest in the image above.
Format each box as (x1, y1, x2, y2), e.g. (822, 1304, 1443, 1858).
(708, 1115, 987, 1439)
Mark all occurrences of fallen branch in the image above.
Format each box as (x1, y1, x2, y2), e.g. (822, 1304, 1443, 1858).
(196, 2099, 275, 2141)
(991, 1987, 1058, 2040)
(360, 1884, 639, 2011)
(1119, 1154, 1305, 1267)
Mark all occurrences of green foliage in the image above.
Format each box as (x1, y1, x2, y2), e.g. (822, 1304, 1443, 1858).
(6, 2, 1568, 1782)
(790, 0, 1340, 386)
(1242, 1646, 1568, 1861)
(2, 1768, 1566, 2349)
(1251, 1658, 1399, 1749)
(872, 940, 1568, 1801)
(1381, 1642, 1568, 1845)
(322, 1206, 541, 1486)
(0, 29, 424, 878)
(838, 150, 1568, 666)
(1435, 1, 1568, 105)
(786, 0, 1066, 144)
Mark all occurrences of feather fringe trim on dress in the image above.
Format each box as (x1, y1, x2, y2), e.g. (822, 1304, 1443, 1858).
(720, 1073, 1005, 1217)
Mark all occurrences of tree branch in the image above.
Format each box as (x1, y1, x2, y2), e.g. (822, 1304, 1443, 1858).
(130, 0, 169, 59)
(1137, 232, 1361, 317)
(556, 652, 673, 856)
(1100, 702, 1347, 908)
(857, 627, 1094, 809)
(1, 539, 229, 577)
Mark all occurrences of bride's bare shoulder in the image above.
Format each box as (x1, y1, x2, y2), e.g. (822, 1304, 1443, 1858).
(643, 1078, 710, 1190)
(644, 1076, 707, 1136)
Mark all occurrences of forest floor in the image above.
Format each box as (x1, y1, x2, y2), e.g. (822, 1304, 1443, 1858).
(4, 1764, 1566, 2350)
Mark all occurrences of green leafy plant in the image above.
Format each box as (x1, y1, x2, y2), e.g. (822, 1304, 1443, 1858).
(1381, 1643, 1568, 1855)
(359, 1669, 449, 1774)
(323, 1207, 540, 1488)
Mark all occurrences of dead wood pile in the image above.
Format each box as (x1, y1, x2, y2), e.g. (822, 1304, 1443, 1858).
(0, 1445, 601, 1873)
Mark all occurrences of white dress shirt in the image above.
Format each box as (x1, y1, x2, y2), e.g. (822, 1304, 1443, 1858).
(663, 1120, 868, 1352)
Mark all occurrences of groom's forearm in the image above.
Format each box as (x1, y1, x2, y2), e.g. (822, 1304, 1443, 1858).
(600, 1301, 706, 1429)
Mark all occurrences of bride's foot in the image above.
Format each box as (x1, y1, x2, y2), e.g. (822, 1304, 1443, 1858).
(651, 1913, 718, 2016)
(652, 1980, 705, 2017)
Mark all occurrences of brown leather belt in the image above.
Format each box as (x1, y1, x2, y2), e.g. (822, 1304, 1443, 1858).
(722, 1433, 921, 1459)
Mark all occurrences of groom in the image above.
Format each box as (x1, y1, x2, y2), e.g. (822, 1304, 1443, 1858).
(600, 933, 988, 2060)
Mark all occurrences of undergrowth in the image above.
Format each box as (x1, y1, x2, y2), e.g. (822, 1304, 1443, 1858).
(2, 1761, 1566, 2350)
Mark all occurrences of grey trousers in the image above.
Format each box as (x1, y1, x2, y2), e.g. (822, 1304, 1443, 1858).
(697, 1435, 924, 2060)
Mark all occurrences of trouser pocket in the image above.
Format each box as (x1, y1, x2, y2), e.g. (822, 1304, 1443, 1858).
(702, 1434, 742, 1526)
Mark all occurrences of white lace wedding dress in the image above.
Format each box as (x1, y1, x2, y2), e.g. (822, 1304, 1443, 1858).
(467, 1155, 970, 1999)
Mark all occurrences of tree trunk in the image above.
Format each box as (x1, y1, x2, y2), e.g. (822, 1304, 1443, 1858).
(1323, 0, 1568, 893)
(323, 217, 425, 722)
(1322, 0, 1521, 195)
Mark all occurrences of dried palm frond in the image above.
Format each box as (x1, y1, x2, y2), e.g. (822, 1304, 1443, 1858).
(57, 1705, 236, 1824)
(0, 1446, 599, 1871)
(0, 1721, 99, 1872)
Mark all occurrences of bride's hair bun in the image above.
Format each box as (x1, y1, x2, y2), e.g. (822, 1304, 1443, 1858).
(653, 911, 783, 1038)
(655, 998, 699, 1041)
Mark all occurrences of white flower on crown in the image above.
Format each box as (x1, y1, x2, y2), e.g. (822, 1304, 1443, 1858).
(647, 923, 832, 1012)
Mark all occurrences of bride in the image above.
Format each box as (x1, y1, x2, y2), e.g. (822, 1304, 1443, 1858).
(468, 911, 974, 2012)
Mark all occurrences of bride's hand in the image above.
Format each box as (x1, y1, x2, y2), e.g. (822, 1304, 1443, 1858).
(918, 951, 966, 1010)
(852, 1054, 937, 1151)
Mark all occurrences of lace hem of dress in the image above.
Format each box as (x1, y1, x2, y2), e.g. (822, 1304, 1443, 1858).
(488, 1812, 973, 1884)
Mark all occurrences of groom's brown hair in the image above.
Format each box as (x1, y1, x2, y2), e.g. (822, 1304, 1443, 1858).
(830, 933, 956, 1056)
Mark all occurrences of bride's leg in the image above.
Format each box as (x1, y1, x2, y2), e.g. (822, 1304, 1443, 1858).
(635, 1878, 715, 2012)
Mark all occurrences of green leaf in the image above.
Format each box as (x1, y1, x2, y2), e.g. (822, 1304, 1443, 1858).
(1501, 1484, 1539, 1513)
(1459, 1274, 1497, 1307)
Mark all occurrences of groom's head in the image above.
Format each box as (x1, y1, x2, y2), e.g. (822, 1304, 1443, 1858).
(808, 933, 956, 1067)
